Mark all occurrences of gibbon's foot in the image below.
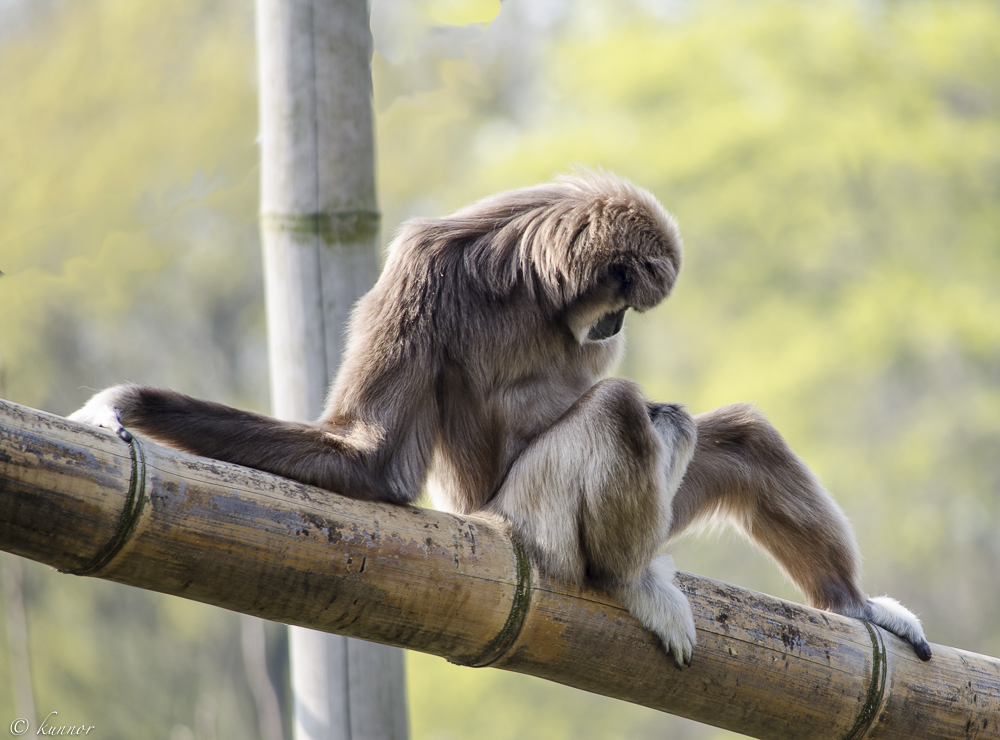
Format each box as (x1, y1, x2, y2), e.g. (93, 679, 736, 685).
(612, 555, 696, 669)
(865, 596, 932, 661)
(68, 386, 133, 441)
(834, 595, 931, 660)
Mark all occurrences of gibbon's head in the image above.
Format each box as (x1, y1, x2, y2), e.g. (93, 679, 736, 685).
(459, 170, 683, 344)
(376, 171, 682, 344)
(441, 170, 682, 306)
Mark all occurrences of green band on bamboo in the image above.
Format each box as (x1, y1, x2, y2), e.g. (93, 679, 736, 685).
(457, 537, 532, 668)
(842, 621, 888, 740)
(64, 433, 148, 577)
(261, 210, 380, 244)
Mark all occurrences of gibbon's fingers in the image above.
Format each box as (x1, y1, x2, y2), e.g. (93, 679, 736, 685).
(842, 597, 932, 661)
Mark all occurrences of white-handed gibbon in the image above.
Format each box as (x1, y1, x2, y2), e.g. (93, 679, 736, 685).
(70, 172, 931, 667)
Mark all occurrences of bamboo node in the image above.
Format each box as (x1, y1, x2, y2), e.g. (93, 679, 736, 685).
(454, 537, 532, 668)
(260, 210, 380, 244)
(842, 621, 888, 740)
(62, 432, 148, 577)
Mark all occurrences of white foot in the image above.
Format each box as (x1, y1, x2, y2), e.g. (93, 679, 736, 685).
(866, 596, 932, 661)
(836, 593, 931, 660)
(613, 554, 696, 668)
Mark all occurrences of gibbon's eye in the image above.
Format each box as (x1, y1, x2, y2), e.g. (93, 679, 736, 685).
(587, 308, 628, 341)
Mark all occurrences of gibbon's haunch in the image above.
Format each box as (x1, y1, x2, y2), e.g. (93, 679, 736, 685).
(70, 172, 931, 667)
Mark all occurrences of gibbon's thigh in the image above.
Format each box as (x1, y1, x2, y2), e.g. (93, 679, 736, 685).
(486, 377, 695, 587)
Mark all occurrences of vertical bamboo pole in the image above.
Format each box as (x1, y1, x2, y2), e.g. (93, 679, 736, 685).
(255, 1, 408, 739)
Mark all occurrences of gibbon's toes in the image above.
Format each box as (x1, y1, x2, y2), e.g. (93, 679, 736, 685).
(660, 628, 696, 670)
(67, 388, 130, 441)
(914, 639, 933, 662)
(627, 555, 697, 669)
(865, 596, 932, 661)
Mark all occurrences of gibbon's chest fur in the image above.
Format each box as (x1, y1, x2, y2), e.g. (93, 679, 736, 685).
(425, 298, 625, 516)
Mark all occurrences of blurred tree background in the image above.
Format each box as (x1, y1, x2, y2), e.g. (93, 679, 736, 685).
(1, 0, 998, 738)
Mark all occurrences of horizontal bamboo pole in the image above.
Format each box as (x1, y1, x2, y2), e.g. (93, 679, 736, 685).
(1, 398, 997, 740)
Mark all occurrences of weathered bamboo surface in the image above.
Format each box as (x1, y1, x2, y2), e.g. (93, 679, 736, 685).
(1, 398, 997, 740)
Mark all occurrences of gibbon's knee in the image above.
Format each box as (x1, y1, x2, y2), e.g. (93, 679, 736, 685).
(490, 378, 695, 587)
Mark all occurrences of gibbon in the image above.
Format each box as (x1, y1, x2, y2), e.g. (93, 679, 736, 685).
(70, 172, 931, 667)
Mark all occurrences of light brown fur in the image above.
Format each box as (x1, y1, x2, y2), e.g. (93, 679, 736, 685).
(70, 172, 930, 666)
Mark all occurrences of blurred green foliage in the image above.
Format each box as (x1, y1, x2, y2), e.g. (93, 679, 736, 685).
(1, 0, 998, 739)
(0, 0, 264, 414)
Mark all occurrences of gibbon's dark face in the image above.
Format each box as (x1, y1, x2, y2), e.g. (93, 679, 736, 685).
(587, 307, 628, 341)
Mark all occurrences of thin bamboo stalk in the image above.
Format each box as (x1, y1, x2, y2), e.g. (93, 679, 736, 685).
(1, 398, 998, 740)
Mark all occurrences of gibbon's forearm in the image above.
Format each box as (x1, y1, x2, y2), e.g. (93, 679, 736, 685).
(74, 385, 414, 504)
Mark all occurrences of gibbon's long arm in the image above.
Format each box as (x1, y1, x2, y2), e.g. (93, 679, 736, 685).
(668, 403, 932, 661)
(68, 384, 425, 505)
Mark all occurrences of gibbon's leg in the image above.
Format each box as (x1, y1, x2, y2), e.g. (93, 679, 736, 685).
(486, 378, 698, 668)
(67, 384, 425, 504)
(669, 403, 932, 661)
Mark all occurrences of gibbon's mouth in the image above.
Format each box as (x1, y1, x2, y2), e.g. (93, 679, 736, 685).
(587, 307, 628, 341)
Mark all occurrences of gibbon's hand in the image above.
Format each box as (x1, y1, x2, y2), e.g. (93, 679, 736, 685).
(68, 386, 133, 442)
(858, 597, 932, 661)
